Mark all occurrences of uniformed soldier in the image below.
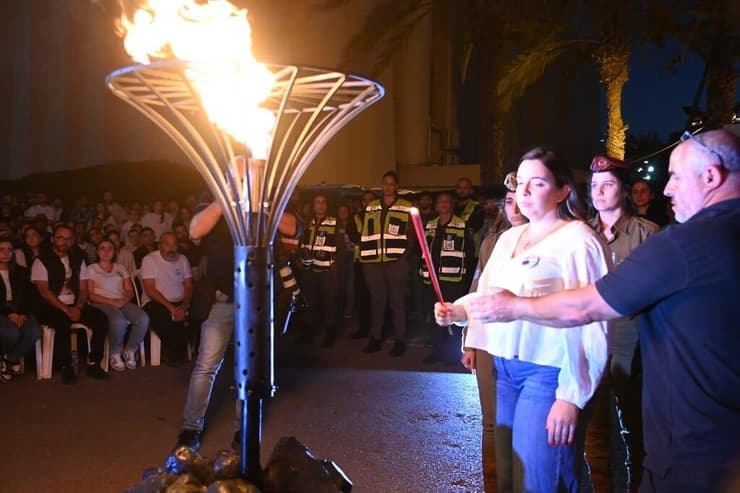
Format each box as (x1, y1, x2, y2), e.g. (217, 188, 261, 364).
(586, 154, 659, 492)
(359, 171, 413, 356)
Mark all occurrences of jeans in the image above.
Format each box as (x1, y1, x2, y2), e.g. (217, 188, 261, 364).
(91, 302, 149, 354)
(182, 300, 233, 432)
(495, 357, 589, 493)
(0, 314, 42, 363)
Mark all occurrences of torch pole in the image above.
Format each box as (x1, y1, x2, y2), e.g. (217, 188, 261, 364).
(409, 208, 444, 304)
(234, 242, 273, 485)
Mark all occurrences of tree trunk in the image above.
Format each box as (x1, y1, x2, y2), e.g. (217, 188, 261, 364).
(595, 42, 629, 159)
(471, 5, 505, 186)
(704, 35, 736, 129)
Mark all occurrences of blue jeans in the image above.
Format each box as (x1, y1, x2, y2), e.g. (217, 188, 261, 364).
(182, 300, 233, 432)
(495, 357, 589, 493)
(0, 314, 42, 363)
(91, 302, 149, 354)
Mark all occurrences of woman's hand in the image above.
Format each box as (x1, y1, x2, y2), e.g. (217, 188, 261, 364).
(545, 399, 579, 447)
(434, 302, 467, 326)
(460, 349, 476, 373)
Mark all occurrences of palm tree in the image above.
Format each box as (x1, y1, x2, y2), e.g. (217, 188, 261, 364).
(497, 0, 676, 160)
(672, 0, 739, 130)
(324, 0, 545, 185)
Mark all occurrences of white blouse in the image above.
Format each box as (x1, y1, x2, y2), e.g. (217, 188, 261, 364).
(459, 221, 610, 409)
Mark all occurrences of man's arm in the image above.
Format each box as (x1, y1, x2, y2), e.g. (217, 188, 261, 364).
(466, 285, 622, 328)
(142, 278, 177, 314)
(34, 280, 70, 314)
(189, 202, 222, 240)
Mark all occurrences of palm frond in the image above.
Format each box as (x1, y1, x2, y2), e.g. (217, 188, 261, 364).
(497, 33, 585, 112)
(337, 0, 433, 76)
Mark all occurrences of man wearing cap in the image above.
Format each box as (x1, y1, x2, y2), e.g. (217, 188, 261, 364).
(436, 129, 740, 493)
(587, 155, 658, 492)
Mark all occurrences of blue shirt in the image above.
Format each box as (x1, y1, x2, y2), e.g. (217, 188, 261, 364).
(595, 198, 740, 480)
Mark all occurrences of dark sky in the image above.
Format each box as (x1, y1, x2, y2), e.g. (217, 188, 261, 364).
(622, 41, 737, 142)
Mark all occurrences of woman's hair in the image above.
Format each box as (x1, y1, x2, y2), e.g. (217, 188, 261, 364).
(95, 238, 117, 263)
(590, 167, 634, 214)
(519, 147, 586, 220)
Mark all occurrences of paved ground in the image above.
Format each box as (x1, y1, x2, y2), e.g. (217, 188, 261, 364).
(0, 325, 485, 492)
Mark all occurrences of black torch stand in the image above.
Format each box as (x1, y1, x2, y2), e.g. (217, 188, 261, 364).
(234, 245, 273, 486)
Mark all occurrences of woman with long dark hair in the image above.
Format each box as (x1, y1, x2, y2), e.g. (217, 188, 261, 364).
(437, 147, 610, 492)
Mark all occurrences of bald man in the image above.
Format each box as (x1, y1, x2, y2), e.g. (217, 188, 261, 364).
(436, 129, 740, 493)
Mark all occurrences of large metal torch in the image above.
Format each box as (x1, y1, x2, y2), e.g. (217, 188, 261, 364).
(107, 62, 383, 483)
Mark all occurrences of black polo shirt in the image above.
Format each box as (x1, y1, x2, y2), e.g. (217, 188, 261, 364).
(595, 198, 740, 484)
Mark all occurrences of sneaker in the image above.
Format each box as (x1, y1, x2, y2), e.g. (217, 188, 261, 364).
(2, 357, 22, 375)
(363, 337, 382, 353)
(122, 348, 137, 369)
(176, 429, 201, 451)
(110, 353, 125, 371)
(61, 365, 77, 384)
(389, 340, 406, 357)
(86, 363, 110, 380)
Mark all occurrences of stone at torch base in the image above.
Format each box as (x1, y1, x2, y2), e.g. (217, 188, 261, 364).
(127, 438, 351, 493)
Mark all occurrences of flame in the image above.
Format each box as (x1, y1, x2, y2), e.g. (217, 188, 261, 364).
(118, 0, 275, 159)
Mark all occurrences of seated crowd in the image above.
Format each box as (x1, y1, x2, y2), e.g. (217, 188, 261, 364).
(0, 174, 671, 386)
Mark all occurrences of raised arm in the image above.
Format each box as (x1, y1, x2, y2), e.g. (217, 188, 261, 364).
(465, 284, 622, 328)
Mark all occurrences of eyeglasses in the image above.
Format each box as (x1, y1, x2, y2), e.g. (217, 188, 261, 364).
(680, 131, 725, 168)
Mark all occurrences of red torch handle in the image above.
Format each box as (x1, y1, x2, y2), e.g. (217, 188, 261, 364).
(409, 207, 445, 304)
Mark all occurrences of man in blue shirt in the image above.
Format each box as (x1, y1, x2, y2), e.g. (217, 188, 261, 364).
(436, 129, 740, 493)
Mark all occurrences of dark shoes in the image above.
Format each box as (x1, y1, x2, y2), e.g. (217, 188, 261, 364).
(61, 365, 77, 384)
(389, 340, 406, 357)
(86, 363, 109, 380)
(363, 337, 382, 353)
(231, 430, 241, 451)
(175, 429, 202, 451)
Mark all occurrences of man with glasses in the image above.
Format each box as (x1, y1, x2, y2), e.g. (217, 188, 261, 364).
(437, 129, 740, 493)
(32, 224, 109, 384)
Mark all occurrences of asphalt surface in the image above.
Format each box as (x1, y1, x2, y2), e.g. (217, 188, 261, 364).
(0, 323, 484, 492)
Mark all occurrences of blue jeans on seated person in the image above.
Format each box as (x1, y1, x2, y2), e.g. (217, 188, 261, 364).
(0, 314, 42, 363)
(91, 302, 149, 354)
(182, 299, 233, 432)
(495, 356, 589, 493)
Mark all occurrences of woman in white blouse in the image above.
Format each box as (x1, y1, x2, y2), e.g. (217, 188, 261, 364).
(86, 239, 149, 371)
(437, 147, 610, 492)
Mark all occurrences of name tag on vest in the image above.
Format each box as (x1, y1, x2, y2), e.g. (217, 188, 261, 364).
(443, 238, 455, 251)
(388, 224, 399, 235)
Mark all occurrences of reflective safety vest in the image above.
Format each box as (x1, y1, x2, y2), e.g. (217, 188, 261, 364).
(359, 198, 412, 263)
(458, 199, 480, 223)
(299, 216, 337, 272)
(419, 215, 467, 283)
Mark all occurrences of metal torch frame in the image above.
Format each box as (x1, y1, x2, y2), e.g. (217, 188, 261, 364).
(106, 61, 384, 484)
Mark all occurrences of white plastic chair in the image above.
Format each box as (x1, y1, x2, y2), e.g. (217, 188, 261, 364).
(38, 322, 103, 379)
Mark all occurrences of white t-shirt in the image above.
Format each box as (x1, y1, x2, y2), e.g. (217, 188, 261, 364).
(0, 270, 12, 301)
(458, 221, 611, 409)
(139, 251, 192, 305)
(31, 255, 89, 305)
(24, 204, 56, 221)
(116, 247, 136, 276)
(140, 213, 173, 240)
(87, 262, 129, 300)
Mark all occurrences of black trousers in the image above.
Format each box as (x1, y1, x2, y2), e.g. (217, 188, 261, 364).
(422, 281, 468, 360)
(143, 301, 191, 361)
(36, 303, 108, 367)
(299, 267, 339, 342)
